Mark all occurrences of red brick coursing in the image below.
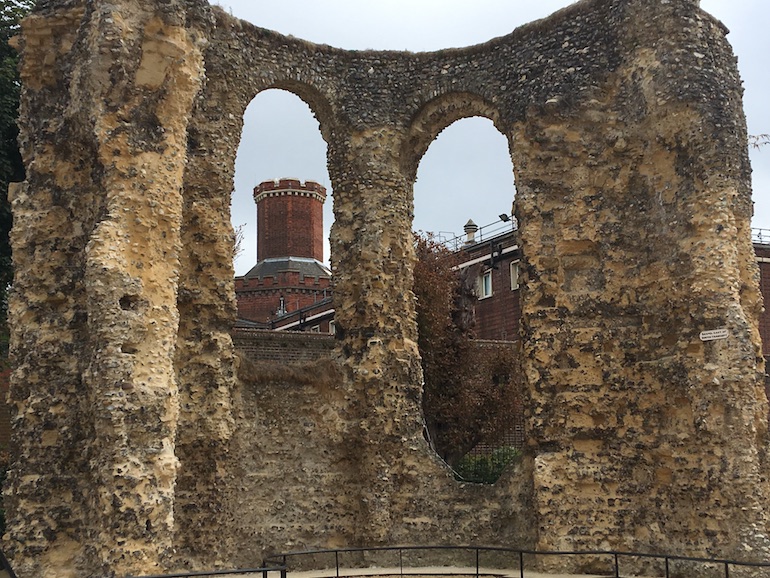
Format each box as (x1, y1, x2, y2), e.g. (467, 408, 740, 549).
(235, 272, 331, 323)
(232, 329, 335, 364)
(255, 178, 326, 262)
(757, 244, 770, 356)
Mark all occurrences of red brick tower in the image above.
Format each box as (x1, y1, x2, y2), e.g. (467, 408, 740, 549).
(235, 178, 332, 330)
(255, 178, 326, 262)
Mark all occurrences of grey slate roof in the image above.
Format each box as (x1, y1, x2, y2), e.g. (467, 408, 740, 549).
(240, 257, 331, 281)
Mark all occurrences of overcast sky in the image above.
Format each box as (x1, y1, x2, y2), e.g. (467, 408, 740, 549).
(218, 0, 770, 274)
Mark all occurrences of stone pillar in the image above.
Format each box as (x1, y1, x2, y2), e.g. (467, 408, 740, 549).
(514, 0, 770, 569)
(327, 126, 425, 541)
(172, 65, 242, 564)
(4, 8, 93, 575)
(6, 2, 205, 576)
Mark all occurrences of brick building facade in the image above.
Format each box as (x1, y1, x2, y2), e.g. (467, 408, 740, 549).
(234, 197, 770, 362)
(454, 219, 522, 341)
(234, 178, 333, 331)
(756, 232, 770, 362)
(458, 224, 770, 364)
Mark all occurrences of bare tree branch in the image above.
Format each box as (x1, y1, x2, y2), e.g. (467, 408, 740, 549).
(749, 134, 770, 149)
(233, 223, 246, 261)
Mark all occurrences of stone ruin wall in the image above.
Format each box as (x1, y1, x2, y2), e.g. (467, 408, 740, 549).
(4, 0, 769, 576)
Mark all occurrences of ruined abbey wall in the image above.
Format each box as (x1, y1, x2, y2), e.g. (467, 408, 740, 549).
(4, 0, 768, 576)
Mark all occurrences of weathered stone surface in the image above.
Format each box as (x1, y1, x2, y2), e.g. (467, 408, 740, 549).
(7, 0, 207, 576)
(4, 0, 766, 576)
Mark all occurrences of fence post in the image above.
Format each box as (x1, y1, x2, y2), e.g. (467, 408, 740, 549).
(665, 557, 669, 578)
(724, 561, 729, 578)
(399, 548, 403, 577)
(614, 553, 619, 578)
(519, 551, 524, 578)
(475, 548, 480, 578)
(335, 550, 340, 578)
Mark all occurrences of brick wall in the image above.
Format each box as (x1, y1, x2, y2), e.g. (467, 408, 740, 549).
(456, 229, 521, 341)
(472, 257, 522, 341)
(461, 256, 521, 341)
(757, 244, 770, 357)
(235, 273, 331, 323)
(232, 328, 335, 364)
(255, 179, 326, 262)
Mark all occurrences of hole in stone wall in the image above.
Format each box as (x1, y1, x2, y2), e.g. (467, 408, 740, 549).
(121, 343, 139, 354)
(231, 89, 334, 332)
(412, 116, 523, 483)
(119, 294, 141, 311)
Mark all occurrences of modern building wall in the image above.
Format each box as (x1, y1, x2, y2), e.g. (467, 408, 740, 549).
(757, 242, 770, 357)
(456, 226, 521, 341)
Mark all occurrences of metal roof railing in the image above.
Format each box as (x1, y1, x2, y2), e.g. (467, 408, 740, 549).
(426, 217, 518, 252)
(753, 227, 770, 245)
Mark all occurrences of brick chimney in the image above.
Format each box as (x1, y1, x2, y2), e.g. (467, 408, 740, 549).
(254, 178, 327, 261)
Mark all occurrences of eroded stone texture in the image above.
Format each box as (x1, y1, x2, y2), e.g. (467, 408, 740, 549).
(7, 0, 207, 576)
(514, 1, 770, 567)
(6, 0, 767, 576)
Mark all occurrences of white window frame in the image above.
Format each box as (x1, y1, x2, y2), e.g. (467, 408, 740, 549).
(478, 269, 493, 299)
(510, 261, 520, 290)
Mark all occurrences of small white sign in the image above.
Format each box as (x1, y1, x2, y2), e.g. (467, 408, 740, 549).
(699, 328, 729, 341)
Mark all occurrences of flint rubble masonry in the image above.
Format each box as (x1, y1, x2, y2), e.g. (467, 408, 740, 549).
(5, 0, 767, 576)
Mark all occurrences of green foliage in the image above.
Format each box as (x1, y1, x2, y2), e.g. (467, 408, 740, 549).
(454, 446, 520, 484)
(0, 0, 34, 359)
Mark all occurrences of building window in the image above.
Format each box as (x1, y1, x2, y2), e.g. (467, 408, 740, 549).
(510, 261, 520, 290)
(478, 270, 493, 299)
(310, 325, 320, 333)
(329, 320, 336, 335)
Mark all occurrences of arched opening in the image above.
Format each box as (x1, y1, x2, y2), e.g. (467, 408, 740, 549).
(413, 117, 515, 245)
(411, 114, 523, 483)
(232, 89, 335, 332)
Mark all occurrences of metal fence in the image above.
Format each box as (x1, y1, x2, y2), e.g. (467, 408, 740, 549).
(128, 565, 287, 578)
(434, 225, 770, 249)
(430, 217, 518, 252)
(263, 545, 770, 578)
(5, 544, 770, 577)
